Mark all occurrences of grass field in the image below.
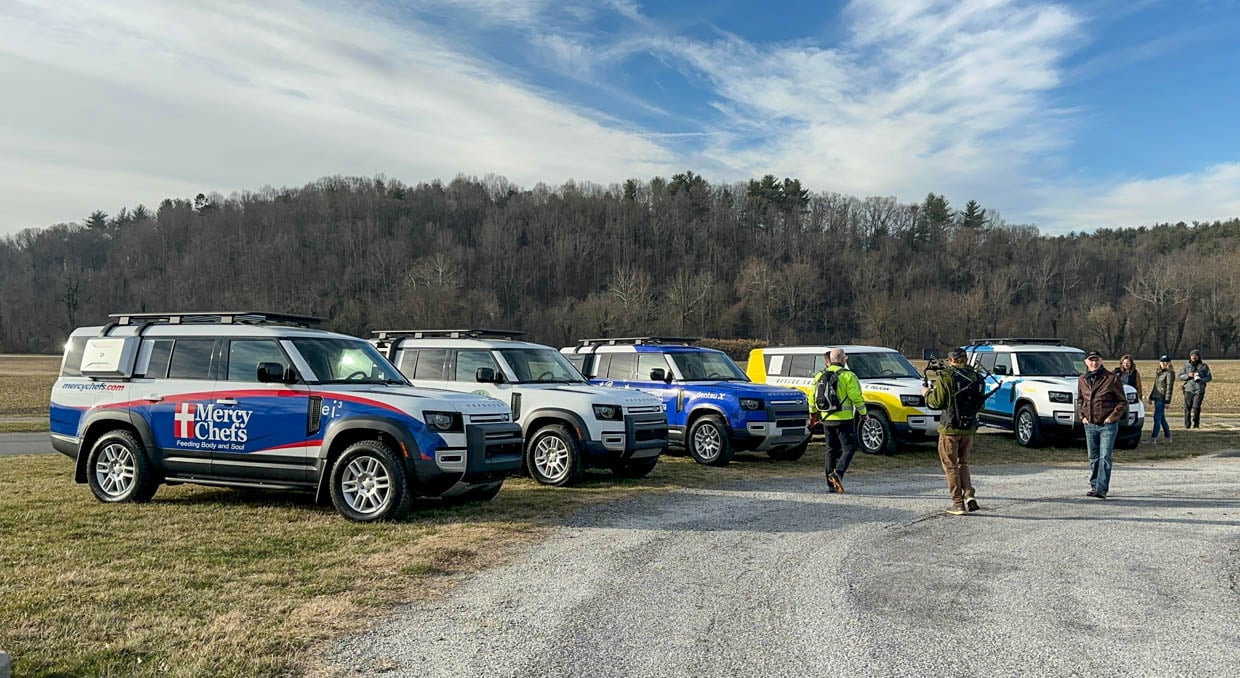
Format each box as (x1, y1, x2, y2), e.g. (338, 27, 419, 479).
(3, 427, 1238, 677)
(1, 354, 1239, 675)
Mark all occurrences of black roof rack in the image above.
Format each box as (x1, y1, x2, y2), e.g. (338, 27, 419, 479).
(108, 311, 323, 327)
(577, 336, 698, 346)
(967, 337, 1067, 347)
(371, 329, 527, 340)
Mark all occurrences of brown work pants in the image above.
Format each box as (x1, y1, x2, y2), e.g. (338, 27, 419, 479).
(938, 433, 975, 507)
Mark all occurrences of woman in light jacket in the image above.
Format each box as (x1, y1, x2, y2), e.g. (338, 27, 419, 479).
(1148, 355, 1174, 443)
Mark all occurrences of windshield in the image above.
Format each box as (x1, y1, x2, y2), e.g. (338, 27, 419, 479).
(670, 350, 748, 381)
(498, 348, 586, 384)
(290, 338, 408, 384)
(1016, 351, 1086, 377)
(847, 352, 921, 379)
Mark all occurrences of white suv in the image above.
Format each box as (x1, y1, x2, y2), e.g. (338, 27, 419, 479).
(962, 338, 1146, 448)
(373, 330, 669, 485)
(49, 312, 523, 522)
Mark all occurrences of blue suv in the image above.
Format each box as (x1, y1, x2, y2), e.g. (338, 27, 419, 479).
(561, 338, 810, 465)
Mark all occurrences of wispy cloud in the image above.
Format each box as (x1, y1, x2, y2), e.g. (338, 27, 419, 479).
(0, 0, 677, 231)
(1033, 163, 1240, 230)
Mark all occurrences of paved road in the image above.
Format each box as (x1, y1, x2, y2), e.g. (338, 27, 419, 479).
(0, 432, 53, 456)
(332, 454, 1240, 677)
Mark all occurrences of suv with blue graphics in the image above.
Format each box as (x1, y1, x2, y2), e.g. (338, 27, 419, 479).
(561, 337, 810, 466)
(962, 338, 1145, 449)
(372, 330, 668, 486)
(50, 312, 523, 522)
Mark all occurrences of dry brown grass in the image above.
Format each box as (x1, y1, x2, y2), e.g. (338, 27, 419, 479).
(4, 426, 1239, 676)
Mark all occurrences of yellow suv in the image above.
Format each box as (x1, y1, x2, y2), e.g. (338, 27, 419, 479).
(746, 345, 940, 454)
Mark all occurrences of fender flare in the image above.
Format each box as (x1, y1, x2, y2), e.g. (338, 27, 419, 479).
(75, 410, 155, 484)
(315, 417, 427, 503)
(521, 408, 591, 442)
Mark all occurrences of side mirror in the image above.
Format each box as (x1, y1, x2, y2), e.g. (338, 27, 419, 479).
(992, 364, 1009, 376)
(649, 368, 666, 382)
(476, 367, 499, 383)
(257, 362, 294, 384)
(922, 348, 941, 360)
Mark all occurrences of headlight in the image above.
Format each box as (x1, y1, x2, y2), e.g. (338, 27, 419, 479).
(739, 398, 762, 411)
(1048, 391, 1073, 404)
(424, 411, 462, 432)
(592, 404, 622, 421)
(900, 394, 924, 407)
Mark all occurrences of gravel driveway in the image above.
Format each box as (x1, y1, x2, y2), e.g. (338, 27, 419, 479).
(331, 454, 1240, 677)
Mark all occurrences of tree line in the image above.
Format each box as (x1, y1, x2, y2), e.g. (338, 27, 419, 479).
(1, 173, 1237, 360)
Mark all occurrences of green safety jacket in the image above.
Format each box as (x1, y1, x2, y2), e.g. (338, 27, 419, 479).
(809, 364, 867, 422)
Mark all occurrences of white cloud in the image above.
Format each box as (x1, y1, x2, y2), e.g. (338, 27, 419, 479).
(1032, 163, 1240, 231)
(0, 0, 677, 233)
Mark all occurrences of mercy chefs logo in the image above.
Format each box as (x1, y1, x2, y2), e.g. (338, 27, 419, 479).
(174, 402, 253, 442)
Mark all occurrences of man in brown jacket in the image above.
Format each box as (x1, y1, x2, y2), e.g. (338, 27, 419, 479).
(1077, 350, 1127, 499)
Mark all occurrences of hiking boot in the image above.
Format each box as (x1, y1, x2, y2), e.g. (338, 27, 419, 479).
(946, 505, 968, 516)
(828, 473, 845, 494)
(1094, 492, 1107, 500)
(1086, 489, 1097, 497)
(964, 496, 980, 512)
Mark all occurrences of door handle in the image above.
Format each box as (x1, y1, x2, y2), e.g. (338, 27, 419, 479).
(142, 394, 163, 402)
(215, 398, 239, 406)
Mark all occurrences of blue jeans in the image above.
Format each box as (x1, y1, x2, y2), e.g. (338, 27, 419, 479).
(1151, 400, 1171, 439)
(1084, 421, 1118, 495)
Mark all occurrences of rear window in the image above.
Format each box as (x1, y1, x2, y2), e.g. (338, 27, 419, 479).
(60, 336, 88, 377)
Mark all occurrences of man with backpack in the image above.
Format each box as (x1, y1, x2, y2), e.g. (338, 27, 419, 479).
(923, 349, 986, 515)
(810, 348, 866, 494)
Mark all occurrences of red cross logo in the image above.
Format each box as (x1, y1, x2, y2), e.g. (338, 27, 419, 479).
(174, 402, 196, 438)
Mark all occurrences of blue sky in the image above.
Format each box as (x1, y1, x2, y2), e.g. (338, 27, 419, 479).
(1, 0, 1238, 235)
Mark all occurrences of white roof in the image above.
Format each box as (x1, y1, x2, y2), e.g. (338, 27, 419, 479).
(390, 337, 552, 350)
(760, 345, 898, 355)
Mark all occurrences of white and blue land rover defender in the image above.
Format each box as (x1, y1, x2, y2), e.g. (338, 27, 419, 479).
(49, 312, 523, 522)
(962, 338, 1146, 449)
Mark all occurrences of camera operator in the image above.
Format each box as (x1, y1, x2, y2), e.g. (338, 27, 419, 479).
(1178, 349, 1213, 429)
(922, 349, 984, 515)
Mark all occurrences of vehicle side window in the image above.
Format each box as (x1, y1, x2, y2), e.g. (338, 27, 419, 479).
(789, 355, 816, 378)
(60, 336, 88, 377)
(993, 353, 1013, 374)
(606, 353, 637, 379)
(974, 353, 997, 371)
(167, 339, 214, 380)
(412, 349, 448, 380)
(565, 354, 586, 373)
(637, 353, 667, 380)
(397, 350, 419, 375)
(228, 340, 289, 382)
(455, 350, 499, 382)
(143, 339, 174, 378)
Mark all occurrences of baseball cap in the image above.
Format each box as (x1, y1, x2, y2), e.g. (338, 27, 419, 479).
(1159, 355, 1170, 362)
(1084, 350, 1102, 360)
(1190, 348, 1201, 357)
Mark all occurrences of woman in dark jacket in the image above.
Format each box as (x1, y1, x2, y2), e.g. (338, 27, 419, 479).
(1115, 354, 1142, 397)
(1148, 355, 1174, 444)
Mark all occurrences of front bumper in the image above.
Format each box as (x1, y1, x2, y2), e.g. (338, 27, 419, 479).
(1039, 410, 1145, 437)
(732, 402, 810, 451)
(586, 412, 669, 462)
(461, 422, 524, 482)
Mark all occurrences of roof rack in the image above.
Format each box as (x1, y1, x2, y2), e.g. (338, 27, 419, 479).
(577, 336, 698, 346)
(967, 337, 1067, 347)
(108, 311, 323, 327)
(371, 329, 527, 340)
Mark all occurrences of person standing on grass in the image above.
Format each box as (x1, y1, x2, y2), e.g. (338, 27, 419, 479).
(1178, 349, 1212, 429)
(1078, 351, 1127, 500)
(1115, 354, 1142, 396)
(809, 348, 866, 494)
(1148, 355, 1174, 444)
(923, 349, 986, 515)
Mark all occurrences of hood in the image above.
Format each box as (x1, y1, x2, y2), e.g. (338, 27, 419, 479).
(685, 380, 806, 402)
(319, 384, 509, 412)
(536, 383, 664, 406)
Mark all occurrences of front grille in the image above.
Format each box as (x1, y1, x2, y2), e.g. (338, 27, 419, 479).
(626, 405, 663, 415)
(470, 413, 509, 424)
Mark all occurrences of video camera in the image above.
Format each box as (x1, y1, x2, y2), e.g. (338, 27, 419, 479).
(921, 348, 949, 387)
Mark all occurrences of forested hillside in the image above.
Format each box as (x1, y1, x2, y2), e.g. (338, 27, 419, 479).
(1, 174, 1237, 358)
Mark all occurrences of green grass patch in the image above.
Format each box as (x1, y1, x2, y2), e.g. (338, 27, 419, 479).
(0, 428, 1235, 676)
(0, 375, 55, 417)
(0, 421, 48, 433)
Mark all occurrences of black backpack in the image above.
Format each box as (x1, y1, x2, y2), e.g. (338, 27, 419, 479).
(946, 367, 986, 429)
(815, 368, 846, 415)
